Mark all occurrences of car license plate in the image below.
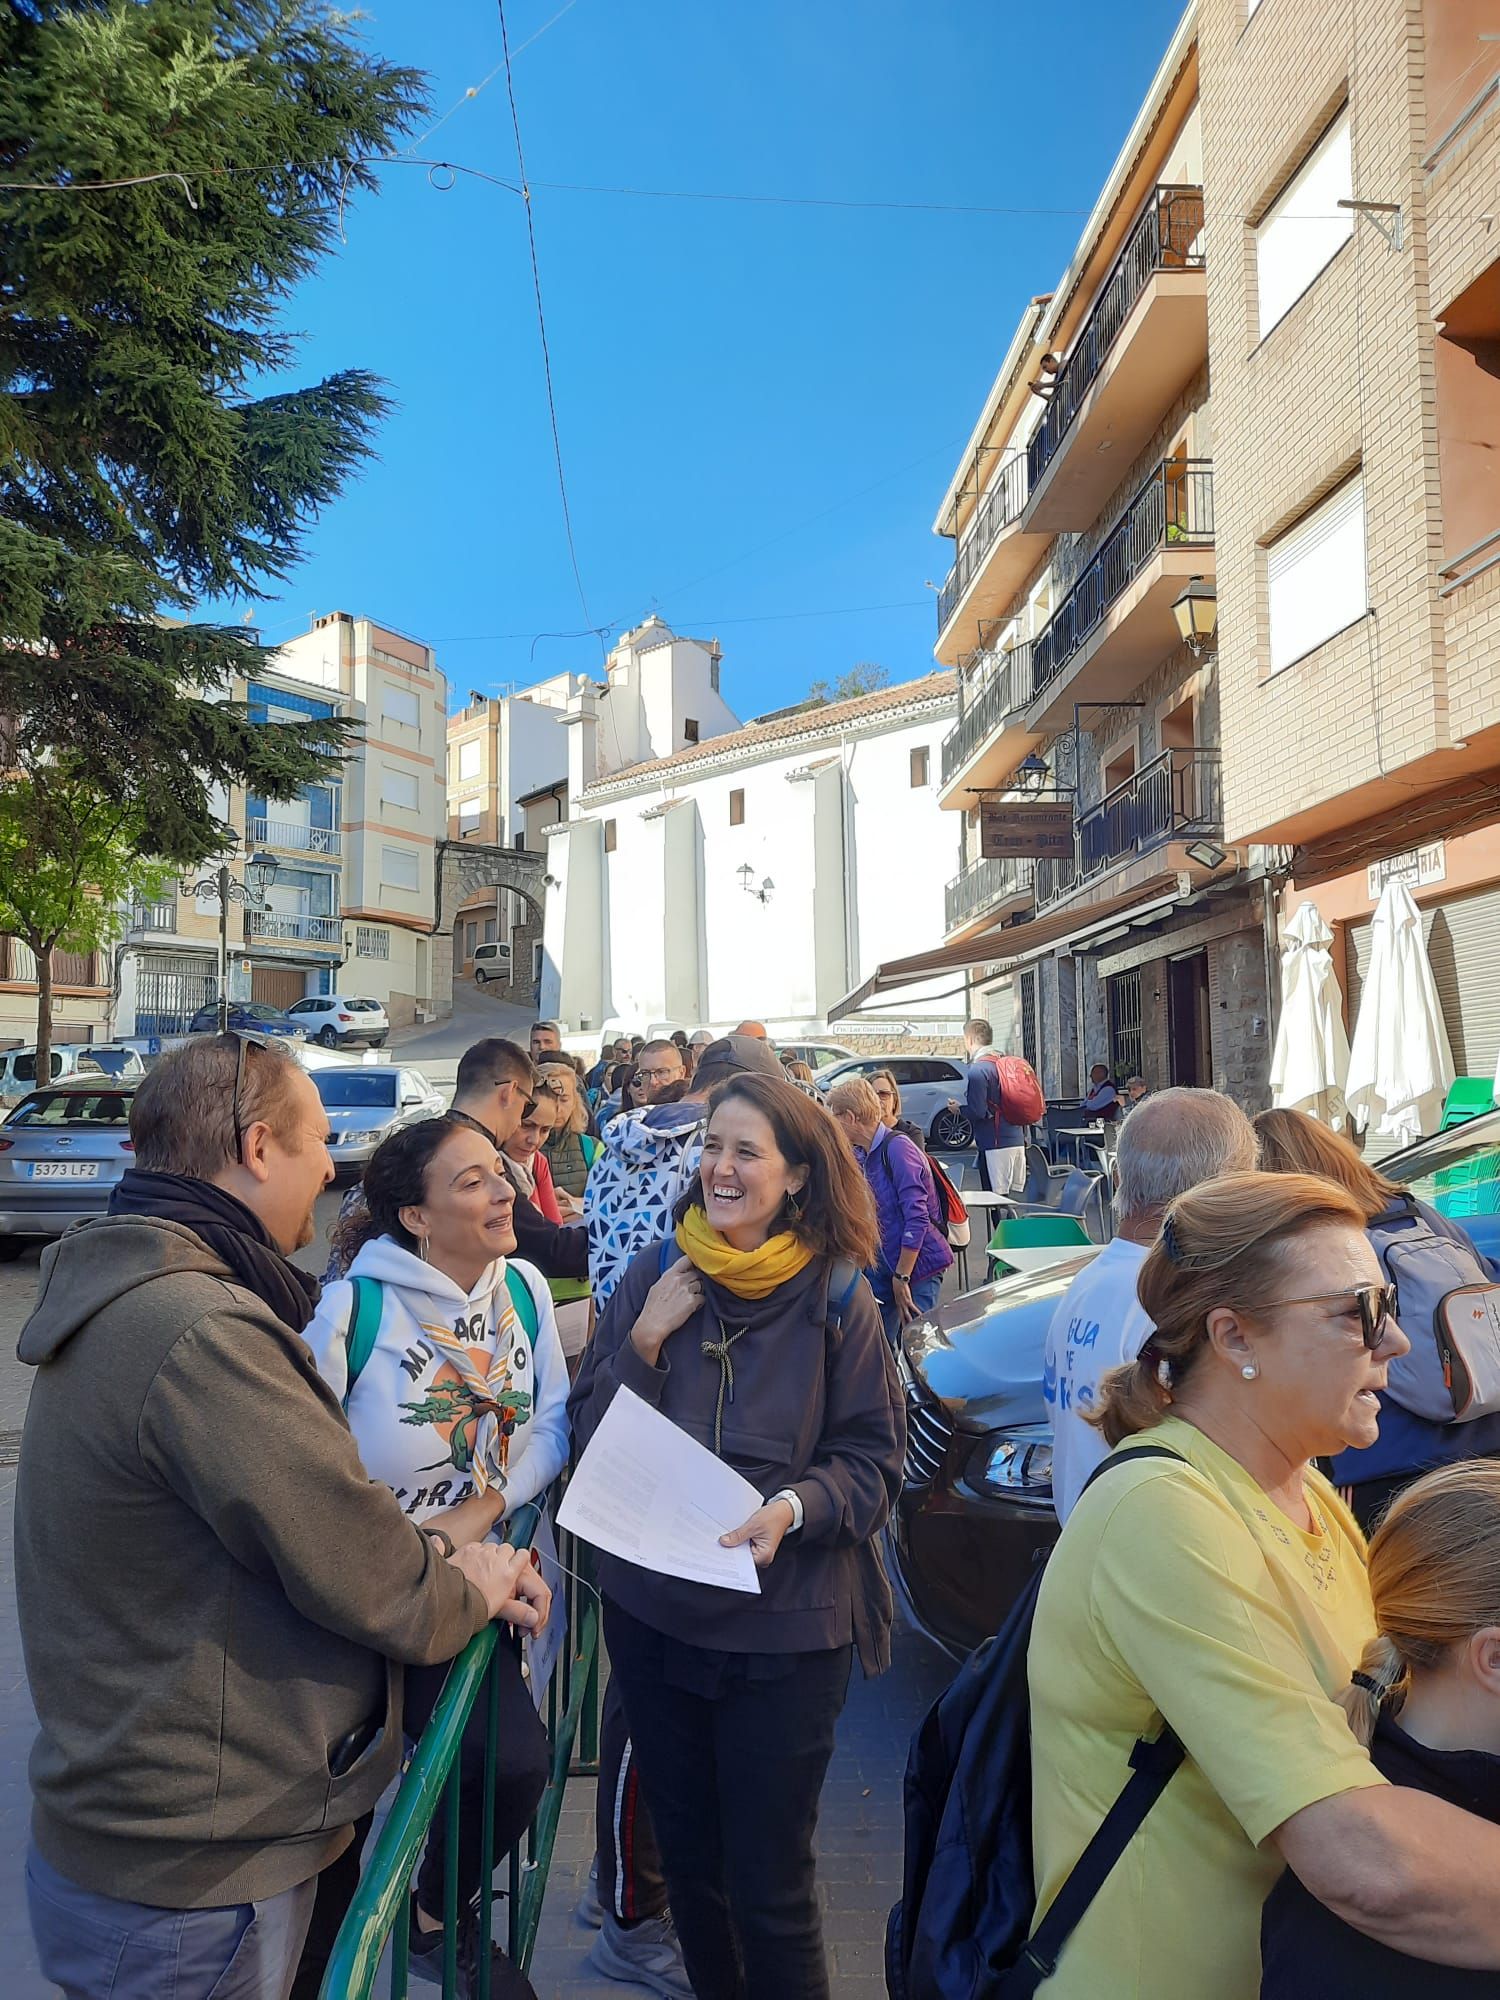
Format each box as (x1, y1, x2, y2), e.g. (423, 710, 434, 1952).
(29, 1162, 100, 1181)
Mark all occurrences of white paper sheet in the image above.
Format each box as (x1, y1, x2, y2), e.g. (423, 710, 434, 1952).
(557, 1386, 762, 1594)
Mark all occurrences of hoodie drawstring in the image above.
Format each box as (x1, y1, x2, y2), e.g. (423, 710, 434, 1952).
(702, 1317, 748, 1456)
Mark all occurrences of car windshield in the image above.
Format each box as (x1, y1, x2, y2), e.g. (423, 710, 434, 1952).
(11, 1089, 134, 1127)
(86, 1049, 140, 1077)
(1392, 1122, 1500, 1220)
(315, 1073, 399, 1109)
(245, 1005, 287, 1023)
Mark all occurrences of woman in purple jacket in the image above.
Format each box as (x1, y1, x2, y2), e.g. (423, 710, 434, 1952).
(828, 1076, 953, 1343)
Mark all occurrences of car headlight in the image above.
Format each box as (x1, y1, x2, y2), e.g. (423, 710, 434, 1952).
(966, 1425, 1054, 1503)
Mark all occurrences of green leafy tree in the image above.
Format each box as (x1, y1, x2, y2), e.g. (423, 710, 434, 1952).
(0, 0, 428, 862)
(0, 760, 175, 1076)
(809, 663, 891, 704)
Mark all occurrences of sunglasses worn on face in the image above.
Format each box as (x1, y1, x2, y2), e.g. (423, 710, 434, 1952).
(1246, 1283, 1399, 1350)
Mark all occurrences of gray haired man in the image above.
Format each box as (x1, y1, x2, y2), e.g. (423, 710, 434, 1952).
(15, 1035, 544, 2000)
(1041, 1087, 1258, 1521)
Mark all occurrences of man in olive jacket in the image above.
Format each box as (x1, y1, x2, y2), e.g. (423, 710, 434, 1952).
(14, 1035, 543, 2000)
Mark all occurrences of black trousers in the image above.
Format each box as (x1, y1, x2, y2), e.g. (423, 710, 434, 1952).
(290, 1642, 549, 1998)
(596, 1675, 667, 1923)
(604, 1600, 852, 2000)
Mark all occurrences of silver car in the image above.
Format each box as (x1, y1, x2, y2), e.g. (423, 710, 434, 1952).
(0, 1078, 140, 1254)
(814, 1054, 974, 1149)
(315, 1065, 447, 1170)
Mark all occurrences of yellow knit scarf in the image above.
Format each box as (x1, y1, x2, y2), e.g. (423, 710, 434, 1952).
(675, 1205, 814, 1299)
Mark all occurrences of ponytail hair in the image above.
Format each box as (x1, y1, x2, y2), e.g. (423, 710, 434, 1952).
(1338, 1460, 1500, 1744)
(1090, 1169, 1367, 1446)
(329, 1116, 472, 1267)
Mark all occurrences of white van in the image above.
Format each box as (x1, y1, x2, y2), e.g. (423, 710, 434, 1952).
(472, 941, 514, 986)
(0, 1042, 146, 1109)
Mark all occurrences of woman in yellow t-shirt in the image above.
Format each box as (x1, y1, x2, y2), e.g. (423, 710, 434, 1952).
(1028, 1170, 1500, 1996)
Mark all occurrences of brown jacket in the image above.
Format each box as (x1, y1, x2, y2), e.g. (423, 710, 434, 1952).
(15, 1215, 489, 1908)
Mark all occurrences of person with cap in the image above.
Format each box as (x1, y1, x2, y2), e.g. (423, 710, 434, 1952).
(576, 1032, 785, 1998)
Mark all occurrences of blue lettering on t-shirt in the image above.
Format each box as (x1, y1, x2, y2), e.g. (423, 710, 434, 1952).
(1067, 1315, 1101, 1351)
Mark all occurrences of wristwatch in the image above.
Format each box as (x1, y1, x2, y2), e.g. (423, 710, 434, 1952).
(770, 1487, 805, 1533)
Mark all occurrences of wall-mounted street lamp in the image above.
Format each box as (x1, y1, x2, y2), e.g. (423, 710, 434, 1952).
(182, 851, 280, 1032)
(1171, 575, 1219, 656)
(1016, 751, 1051, 794)
(737, 863, 774, 906)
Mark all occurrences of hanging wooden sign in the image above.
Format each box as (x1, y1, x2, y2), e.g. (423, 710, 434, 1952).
(979, 800, 1075, 860)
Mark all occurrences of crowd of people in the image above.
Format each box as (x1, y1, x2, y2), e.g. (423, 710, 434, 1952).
(16, 1011, 1500, 2000)
(12, 1018, 909, 2000)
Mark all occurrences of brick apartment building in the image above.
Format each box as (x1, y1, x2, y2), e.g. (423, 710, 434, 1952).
(1202, 0, 1500, 1081)
(843, 0, 1500, 1107)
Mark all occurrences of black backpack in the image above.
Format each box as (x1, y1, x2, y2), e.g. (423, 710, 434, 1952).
(886, 1447, 1185, 1999)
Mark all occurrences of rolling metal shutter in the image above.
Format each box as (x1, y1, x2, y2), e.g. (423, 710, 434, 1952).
(1347, 882, 1500, 1106)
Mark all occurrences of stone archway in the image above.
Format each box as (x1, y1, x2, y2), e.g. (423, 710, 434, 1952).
(434, 840, 549, 1015)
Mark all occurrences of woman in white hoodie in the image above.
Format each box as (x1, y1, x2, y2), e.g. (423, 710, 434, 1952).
(302, 1114, 570, 1995)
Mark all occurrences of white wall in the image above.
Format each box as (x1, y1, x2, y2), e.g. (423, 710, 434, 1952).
(545, 696, 962, 1034)
(502, 696, 570, 841)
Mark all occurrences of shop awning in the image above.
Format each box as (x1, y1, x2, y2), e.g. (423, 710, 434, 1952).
(830, 869, 1186, 1021)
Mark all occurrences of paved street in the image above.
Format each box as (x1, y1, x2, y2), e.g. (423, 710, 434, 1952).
(0, 1183, 954, 1997)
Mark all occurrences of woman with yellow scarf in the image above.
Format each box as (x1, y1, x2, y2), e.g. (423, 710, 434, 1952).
(569, 1071, 904, 2000)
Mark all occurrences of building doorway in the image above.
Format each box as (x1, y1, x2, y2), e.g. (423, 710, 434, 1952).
(1167, 949, 1212, 1088)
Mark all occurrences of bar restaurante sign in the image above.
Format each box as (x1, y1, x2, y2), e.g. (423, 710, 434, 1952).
(980, 800, 1075, 860)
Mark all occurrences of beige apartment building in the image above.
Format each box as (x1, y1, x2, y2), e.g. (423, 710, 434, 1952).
(117, 612, 449, 1035)
(844, 9, 1272, 1104)
(846, 0, 1500, 1104)
(1200, 0, 1500, 1079)
(444, 673, 583, 984)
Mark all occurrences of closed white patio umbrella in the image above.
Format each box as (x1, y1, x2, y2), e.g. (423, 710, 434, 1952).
(1269, 901, 1350, 1129)
(1345, 880, 1455, 1149)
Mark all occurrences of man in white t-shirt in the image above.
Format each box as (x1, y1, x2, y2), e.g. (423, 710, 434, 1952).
(1043, 1087, 1258, 1520)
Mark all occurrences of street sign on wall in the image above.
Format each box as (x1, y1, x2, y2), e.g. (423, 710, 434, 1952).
(979, 800, 1075, 860)
(1367, 842, 1445, 900)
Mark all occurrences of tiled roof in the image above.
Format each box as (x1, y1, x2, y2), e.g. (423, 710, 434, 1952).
(581, 671, 957, 799)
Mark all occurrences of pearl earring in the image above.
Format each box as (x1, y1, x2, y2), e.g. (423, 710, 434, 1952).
(1241, 1363, 1258, 1381)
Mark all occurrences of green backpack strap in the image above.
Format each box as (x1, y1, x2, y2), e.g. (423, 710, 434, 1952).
(579, 1132, 601, 1170)
(343, 1276, 383, 1409)
(504, 1264, 539, 1350)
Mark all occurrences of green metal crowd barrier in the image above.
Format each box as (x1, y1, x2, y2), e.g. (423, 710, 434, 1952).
(320, 1498, 602, 1999)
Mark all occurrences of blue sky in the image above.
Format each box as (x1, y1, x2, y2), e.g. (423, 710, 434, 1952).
(231, 0, 1186, 718)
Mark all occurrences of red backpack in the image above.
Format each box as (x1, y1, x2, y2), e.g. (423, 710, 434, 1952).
(983, 1052, 1046, 1128)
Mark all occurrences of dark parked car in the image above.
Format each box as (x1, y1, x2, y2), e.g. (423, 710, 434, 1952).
(185, 1001, 307, 1042)
(892, 1110, 1500, 1659)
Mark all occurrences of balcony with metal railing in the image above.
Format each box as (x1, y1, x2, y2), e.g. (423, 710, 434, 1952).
(1025, 185, 1207, 532)
(245, 911, 343, 947)
(933, 452, 1055, 664)
(1036, 747, 1223, 912)
(1026, 460, 1215, 732)
(943, 852, 1036, 937)
(129, 900, 179, 933)
(248, 816, 343, 860)
(936, 641, 1045, 806)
